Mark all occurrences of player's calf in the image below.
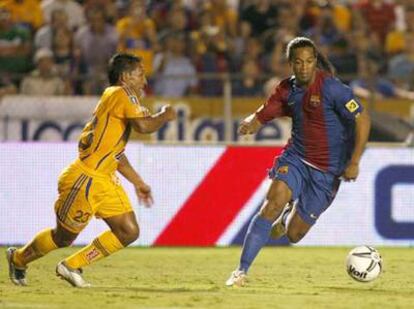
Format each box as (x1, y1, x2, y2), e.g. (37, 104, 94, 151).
(284, 211, 312, 243)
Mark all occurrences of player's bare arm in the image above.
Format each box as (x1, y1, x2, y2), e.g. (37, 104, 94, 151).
(130, 104, 177, 134)
(342, 108, 371, 181)
(238, 113, 262, 135)
(117, 153, 153, 207)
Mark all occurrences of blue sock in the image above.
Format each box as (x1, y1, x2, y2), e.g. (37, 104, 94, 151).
(239, 214, 272, 273)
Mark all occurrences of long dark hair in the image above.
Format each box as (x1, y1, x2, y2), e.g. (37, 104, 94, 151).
(286, 37, 335, 76)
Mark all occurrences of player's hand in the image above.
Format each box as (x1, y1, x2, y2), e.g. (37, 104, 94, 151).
(341, 162, 359, 182)
(135, 182, 153, 207)
(238, 114, 261, 135)
(161, 104, 177, 121)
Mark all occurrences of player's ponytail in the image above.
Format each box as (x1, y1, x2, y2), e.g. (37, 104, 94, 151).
(286, 37, 336, 76)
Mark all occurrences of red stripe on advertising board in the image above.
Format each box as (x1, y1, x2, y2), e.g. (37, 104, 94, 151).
(154, 146, 283, 246)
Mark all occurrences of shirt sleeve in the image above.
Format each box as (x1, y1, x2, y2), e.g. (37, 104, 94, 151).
(331, 79, 363, 121)
(256, 80, 290, 124)
(112, 88, 145, 119)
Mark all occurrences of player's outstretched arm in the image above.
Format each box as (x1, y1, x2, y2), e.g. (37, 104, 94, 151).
(130, 104, 177, 134)
(238, 113, 262, 135)
(117, 154, 153, 207)
(342, 108, 371, 181)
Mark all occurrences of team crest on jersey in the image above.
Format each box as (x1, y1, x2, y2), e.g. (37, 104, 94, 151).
(345, 99, 359, 113)
(129, 95, 139, 105)
(277, 166, 289, 174)
(310, 95, 320, 107)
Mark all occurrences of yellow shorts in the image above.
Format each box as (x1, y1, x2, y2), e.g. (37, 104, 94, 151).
(54, 159, 133, 234)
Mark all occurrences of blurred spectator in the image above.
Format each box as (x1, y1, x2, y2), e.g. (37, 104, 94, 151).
(192, 10, 230, 96)
(153, 33, 197, 97)
(149, 0, 196, 33)
(116, 0, 158, 74)
(305, 4, 342, 47)
(20, 48, 68, 95)
(265, 5, 298, 53)
(41, 0, 86, 31)
(263, 41, 291, 96)
(74, 8, 118, 94)
(240, 0, 278, 38)
(232, 58, 263, 96)
(3, 0, 43, 32)
(241, 37, 265, 71)
(298, 0, 321, 33)
(203, 0, 238, 37)
(354, 0, 396, 47)
(350, 57, 414, 101)
(83, 0, 117, 24)
(34, 8, 69, 50)
(157, 6, 189, 42)
(2, 0, 414, 101)
(388, 33, 414, 87)
(385, 4, 414, 55)
(0, 6, 32, 77)
(52, 27, 76, 79)
(0, 75, 17, 98)
(327, 0, 352, 32)
(328, 38, 358, 78)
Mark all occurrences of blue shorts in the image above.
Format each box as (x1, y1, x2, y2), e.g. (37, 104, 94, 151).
(268, 152, 341, 225)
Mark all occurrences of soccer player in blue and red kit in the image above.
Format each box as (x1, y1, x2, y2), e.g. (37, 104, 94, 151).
(226, 37, 371, 286)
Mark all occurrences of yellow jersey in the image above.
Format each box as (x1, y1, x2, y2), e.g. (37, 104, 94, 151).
(78, 85, 144, 175)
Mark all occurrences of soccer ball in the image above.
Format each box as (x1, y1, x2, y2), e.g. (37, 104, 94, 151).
(345, 246, 382, 282)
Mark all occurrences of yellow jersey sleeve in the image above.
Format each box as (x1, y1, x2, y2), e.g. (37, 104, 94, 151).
(112, 87, 145, 119)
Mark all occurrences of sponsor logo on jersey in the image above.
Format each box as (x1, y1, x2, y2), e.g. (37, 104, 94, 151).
(129, 95, 139, 105)
(345, 99, 359, 113)
(310, 95, 320, 107)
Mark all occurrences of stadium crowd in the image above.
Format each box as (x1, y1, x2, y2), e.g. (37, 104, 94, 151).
(1, 0, 414, 98)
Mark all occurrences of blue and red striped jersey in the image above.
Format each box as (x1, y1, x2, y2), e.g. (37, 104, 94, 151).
(256, 70, 363, 176)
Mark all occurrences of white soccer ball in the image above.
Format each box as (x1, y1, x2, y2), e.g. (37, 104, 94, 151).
(345, 246, 382, 282)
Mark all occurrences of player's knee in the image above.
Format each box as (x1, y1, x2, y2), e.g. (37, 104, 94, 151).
(261, 201, 279, 216)
(260, 199, 285, 221)
(52, 230, 76, 247)
(126, 225, 140, 244)
(265, 185, 289, 209)
(115, 224, 140, 246)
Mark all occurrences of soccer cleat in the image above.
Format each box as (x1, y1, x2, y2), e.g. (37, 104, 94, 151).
(6, 247, 28, 286)
(225, 269, 247, 287)
(56, 262, 91, 288)
(270, 202, 293, 240)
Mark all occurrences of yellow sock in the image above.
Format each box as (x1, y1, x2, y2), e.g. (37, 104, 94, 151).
(64, 231, 124, 269)
(13, 228, 58, 268)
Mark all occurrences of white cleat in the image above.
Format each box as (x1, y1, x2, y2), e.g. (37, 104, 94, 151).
(56, 262, 91, 288)
(225, 270, 247, 287)
(6, 247, 27, 286)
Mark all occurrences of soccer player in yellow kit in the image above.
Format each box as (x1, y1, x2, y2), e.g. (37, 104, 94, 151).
(6, 53, 177, 287)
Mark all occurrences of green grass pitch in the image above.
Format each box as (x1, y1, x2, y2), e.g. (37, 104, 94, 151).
(1, 247, 413, 308)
